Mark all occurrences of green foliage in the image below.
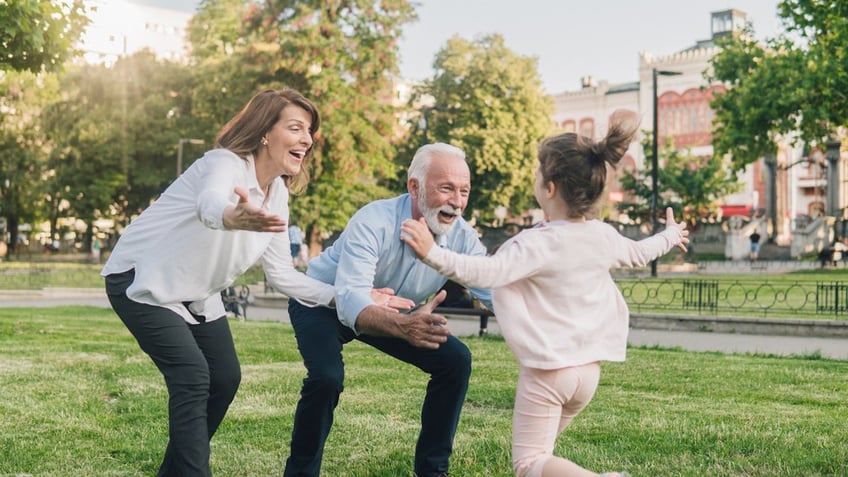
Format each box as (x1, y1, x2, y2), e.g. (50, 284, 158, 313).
(0, 70, 61, 251)
(707, 0, 848, 168)
(618, 133, 740, 227)
(0, 0, 90, 73)
(187, 0, 417, 243)
(1, 307, 846, 476)
(0, 262, 104, 289)
(411, 34, 554, 223)
(40, 52, 201, 235)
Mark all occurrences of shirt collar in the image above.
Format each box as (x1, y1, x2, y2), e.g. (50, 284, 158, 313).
(538, 219, 582, 227)
(245, 153, 281, 201)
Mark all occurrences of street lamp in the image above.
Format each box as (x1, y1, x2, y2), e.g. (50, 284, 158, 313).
(825, 138, 842, 217)
(418, 106, 442, 145)
(651, 68, 682, 277)
(177, 138, 205, 177)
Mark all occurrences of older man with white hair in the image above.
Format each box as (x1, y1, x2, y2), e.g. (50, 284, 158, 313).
(283, 143, 493, 477)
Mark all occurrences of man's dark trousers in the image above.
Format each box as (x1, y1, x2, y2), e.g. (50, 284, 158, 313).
(284, 300, 472, 477)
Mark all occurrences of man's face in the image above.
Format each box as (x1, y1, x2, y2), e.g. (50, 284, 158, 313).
(411, 153, 471, 236)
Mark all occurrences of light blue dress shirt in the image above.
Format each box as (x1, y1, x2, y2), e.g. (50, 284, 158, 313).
(306, 193, 493, 331)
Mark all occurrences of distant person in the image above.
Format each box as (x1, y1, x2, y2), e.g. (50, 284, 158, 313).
(401, 121, 689, 477)
(91, 238, 101, 264)
(288, 223, 304, 266)
(283, 143, 492, 477)
(819, 245, 834, 268)
(819, 239, 846, 268)
(749, 230, 761, 261)
(101, 88, 408, 476)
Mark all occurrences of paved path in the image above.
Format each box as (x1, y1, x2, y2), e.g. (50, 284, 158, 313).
(2, 289, 847, 360)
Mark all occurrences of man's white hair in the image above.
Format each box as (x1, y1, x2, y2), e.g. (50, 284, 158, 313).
(408, 143, 466, 187)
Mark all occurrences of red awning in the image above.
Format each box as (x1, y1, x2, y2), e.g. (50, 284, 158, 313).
(719, 205, 752, 217)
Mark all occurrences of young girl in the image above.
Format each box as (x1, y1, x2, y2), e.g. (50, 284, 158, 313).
(400, 120, 689, 477)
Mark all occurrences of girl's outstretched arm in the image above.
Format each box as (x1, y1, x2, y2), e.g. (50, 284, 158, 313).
(665, 207, 690, 253)
(402, 218, 543, 289)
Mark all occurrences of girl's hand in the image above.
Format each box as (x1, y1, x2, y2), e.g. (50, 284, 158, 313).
(665, 207, 690, 253)
(400, 218, 436, 259)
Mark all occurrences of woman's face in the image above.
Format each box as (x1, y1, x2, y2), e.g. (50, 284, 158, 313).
(261, 104, 314, 177)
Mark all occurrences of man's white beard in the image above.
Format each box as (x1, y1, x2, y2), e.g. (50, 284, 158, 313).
(418, 189, 461, 236)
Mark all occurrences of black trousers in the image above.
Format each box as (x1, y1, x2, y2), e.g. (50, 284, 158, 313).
(283, 300, 472, 477)
(105, 270, 241, 477)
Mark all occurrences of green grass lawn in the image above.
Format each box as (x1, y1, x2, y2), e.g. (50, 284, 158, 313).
(0, 261, 267, 290)
(1, 306, 846, 476)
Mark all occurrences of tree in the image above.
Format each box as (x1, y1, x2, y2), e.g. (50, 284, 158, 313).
(114, 53, 200, 221)
(618, 134, 740, 229)
(41, 52, 198, 245)
(42, 64, 126, 249)
(409, 34, 553, 224)
(0, 0, 90, 73)
(187, 0, 417, 252)
(707, 0, 848, 169)
(0, 70, 61, 254)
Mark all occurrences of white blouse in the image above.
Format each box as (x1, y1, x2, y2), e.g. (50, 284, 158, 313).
(102, 148, 334, 324)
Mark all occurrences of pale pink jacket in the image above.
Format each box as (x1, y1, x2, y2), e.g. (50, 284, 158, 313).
(423, 220, 684, 369)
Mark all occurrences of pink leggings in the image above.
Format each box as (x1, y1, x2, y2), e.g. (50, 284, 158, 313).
(512, 362, 602, 477)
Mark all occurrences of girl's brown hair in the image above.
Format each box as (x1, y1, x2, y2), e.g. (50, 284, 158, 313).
(216, 88, 320, 194)
(537, 118, 638, 218)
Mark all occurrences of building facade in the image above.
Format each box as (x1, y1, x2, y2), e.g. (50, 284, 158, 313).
(80, 0, 192, 64)
(552, 10, 757, 223)
(551, 8, 846, 248)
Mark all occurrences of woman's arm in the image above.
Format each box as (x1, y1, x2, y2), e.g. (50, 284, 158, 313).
(194, 150, 285, 232)
(261, 231, 336, 306)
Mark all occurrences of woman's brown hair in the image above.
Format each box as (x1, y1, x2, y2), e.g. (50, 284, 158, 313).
(216, 88, 320, 194)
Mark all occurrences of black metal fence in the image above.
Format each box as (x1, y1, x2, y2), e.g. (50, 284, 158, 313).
(3, 263, 847, 321)
(618, 279, 848, 319)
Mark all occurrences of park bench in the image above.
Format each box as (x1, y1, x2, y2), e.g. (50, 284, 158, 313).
(434, 279, 494, 336)
(433, 306, 495, 336)
(221, 284, 250, 320)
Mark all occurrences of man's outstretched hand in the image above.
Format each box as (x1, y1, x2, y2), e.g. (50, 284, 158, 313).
(398, 290, 450, 349)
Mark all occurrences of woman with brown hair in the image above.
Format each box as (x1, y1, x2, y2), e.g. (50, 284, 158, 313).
(101, 88, 410, 476)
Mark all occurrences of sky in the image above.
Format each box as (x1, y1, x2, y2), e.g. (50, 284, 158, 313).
(131, 0, 784, 94)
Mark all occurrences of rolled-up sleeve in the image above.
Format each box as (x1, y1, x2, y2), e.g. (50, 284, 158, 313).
(194, 151, 244, 230)
(333, 219, 384, 331)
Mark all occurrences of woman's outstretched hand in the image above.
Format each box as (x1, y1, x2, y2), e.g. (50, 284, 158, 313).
(222, 187, 287, 232)
(371, 288, 415, 312)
